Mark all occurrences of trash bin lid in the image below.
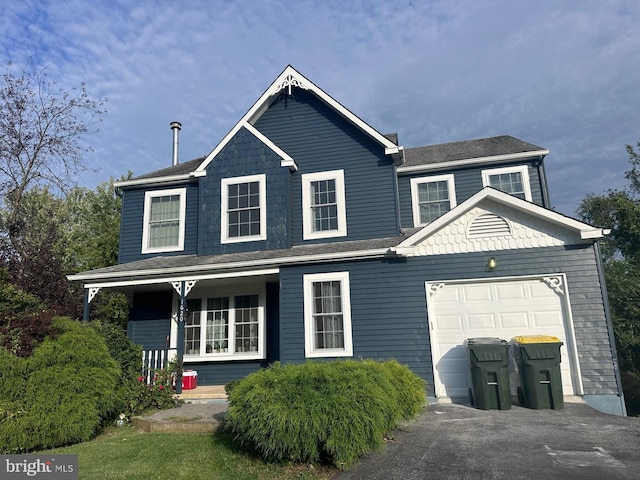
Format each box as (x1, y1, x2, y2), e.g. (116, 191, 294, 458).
(512, 335, 561, 344)
(464, 337, 508, 346)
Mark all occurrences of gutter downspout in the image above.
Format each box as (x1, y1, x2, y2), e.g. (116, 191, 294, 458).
(594, 241, 627, 415)
(536, 155, 551, 208)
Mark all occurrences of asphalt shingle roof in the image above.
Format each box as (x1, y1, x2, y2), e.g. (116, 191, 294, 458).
(403, 135, 546, 167)
(133, 157, 205, 181)
(74, 235, 409, 280)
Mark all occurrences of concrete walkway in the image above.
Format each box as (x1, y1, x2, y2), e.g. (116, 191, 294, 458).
(132, 385, 228, 433)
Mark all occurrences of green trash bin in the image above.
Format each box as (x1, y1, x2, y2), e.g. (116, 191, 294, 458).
(513, 336, 564, 410)
(464, 338, 511, 410)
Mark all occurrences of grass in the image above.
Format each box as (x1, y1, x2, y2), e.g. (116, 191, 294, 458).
(43, 425, 336, 480)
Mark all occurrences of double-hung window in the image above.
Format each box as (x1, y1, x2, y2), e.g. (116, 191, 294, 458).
(410, 174, 457, 226)
(482, 166, 532, 201)
(303, 272, 353, 358)
(183, 292, 264, 361)
(221, 174, 266, 243)
(302, 170, 347, 240)
(141, 188, 186, 253)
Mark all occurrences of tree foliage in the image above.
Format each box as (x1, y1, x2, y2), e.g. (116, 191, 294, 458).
(577, 140, 640, 414)
(0, 62, 106, 219)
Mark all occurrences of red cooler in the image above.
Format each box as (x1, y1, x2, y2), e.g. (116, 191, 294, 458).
(182, 370, 198, 390)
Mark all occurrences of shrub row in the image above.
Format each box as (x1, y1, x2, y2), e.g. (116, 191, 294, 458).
(0, 317, 180, 453)
(0, 318, 121, 453)
(224, 359, 426, 469)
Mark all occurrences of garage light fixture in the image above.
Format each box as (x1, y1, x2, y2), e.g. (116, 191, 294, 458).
(487, 257, 497, 271)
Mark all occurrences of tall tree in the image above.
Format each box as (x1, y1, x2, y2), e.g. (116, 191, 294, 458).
(578, 140, 640, 415)
(0, 61, 106, 257)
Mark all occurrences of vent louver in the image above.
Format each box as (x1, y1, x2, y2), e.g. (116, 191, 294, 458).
(468, 213, 511, 238)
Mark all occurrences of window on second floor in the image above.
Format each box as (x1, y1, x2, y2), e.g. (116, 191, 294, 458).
(302, 170, 347, 240)
(410, 174, 457, 227)
(221, 174, 267, 244)
(141, 188, 186, 254)
(482, 166, 532, 201)
(184, 292, 264, 361)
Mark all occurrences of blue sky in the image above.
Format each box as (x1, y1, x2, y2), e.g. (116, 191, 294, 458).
(1, 0, 638, 215)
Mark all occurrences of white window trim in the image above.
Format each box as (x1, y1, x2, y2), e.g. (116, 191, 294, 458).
(221, 174, 267, 244)
(141, 188, 186, 254)
(303, 271, 353, 358)
(410, 174, 457, 227)
(302, 170, 347, 240)
(178, 285, 266, 362)
(481, 165, 532, 201)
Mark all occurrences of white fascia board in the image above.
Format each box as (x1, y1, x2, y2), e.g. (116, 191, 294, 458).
(288, 67, 400, 154)
(243, 123, 298, 171)
(398, 187, 605, 247)
(69, 248, 392, 285)
(113, 174, 193, 189)
(396, 150, 550, 174)
(580, 229, 609, 240)
(195, 66, 400, 176)
(81, 268, 281, 290)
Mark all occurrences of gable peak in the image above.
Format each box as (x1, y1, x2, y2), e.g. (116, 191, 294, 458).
(270, 68, 310, 96)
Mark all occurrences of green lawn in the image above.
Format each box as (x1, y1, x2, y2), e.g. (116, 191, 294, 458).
(45, 425, 336, 480)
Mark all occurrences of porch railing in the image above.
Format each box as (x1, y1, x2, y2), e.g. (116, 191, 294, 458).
(142, 348, 177, 385)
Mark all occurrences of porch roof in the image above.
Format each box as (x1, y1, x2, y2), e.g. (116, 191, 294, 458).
(68, 235, 410, 287)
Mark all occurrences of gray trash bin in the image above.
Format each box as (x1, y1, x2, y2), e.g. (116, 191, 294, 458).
(464, 338, 511, 410)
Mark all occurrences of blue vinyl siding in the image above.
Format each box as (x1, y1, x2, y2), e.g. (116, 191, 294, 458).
(279, 244, 617, 397)
(119, 183, 199, 264)
(254, 88, 399, 243)
(127, 290, 173, 350)
(398, 162, 545, 229)
(199, 127, 291, 255)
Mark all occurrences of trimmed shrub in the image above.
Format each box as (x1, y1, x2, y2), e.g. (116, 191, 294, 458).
(0, 318, 121, 453)
(224, 359, 426, 469)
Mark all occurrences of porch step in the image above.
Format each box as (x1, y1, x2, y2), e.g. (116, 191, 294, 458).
(177, 385, 227, 401)
(132, 401, 227, 433)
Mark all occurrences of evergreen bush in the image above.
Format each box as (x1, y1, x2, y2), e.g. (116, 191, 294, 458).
(224, 359, 426, 469)
(0, 318, 121, 452)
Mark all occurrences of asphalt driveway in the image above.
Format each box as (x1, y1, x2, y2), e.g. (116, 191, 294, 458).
(335, 402, 640, 480)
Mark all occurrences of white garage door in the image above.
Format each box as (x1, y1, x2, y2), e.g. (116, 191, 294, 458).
(427, 276, 580, 400)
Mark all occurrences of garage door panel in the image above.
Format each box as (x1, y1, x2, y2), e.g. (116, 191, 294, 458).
(462, 285, 493, 302)
(467, 313, 496, 330)
(435, 314, 464, 330)
(428, 278, 577, 399)
(495, 283, 527, 301)
(499, 312, 530, 329)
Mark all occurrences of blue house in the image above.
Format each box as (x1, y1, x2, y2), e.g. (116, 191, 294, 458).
(70, 66, 625, 415)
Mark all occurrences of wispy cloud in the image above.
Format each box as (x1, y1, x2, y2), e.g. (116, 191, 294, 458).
(1, 0, 638, 214)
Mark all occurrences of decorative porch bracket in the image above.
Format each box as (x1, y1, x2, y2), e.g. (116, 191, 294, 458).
(172, 280, 197, 394)
(82, 287, 101, 322)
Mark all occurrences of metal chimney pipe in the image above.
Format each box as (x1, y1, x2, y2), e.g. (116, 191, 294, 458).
(170, 121, 182, 165)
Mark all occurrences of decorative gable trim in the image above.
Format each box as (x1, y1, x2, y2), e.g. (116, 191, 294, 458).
(393, 187, 609, 256)
(269, 72, 310, 96)
(195, 65, 401, 176)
